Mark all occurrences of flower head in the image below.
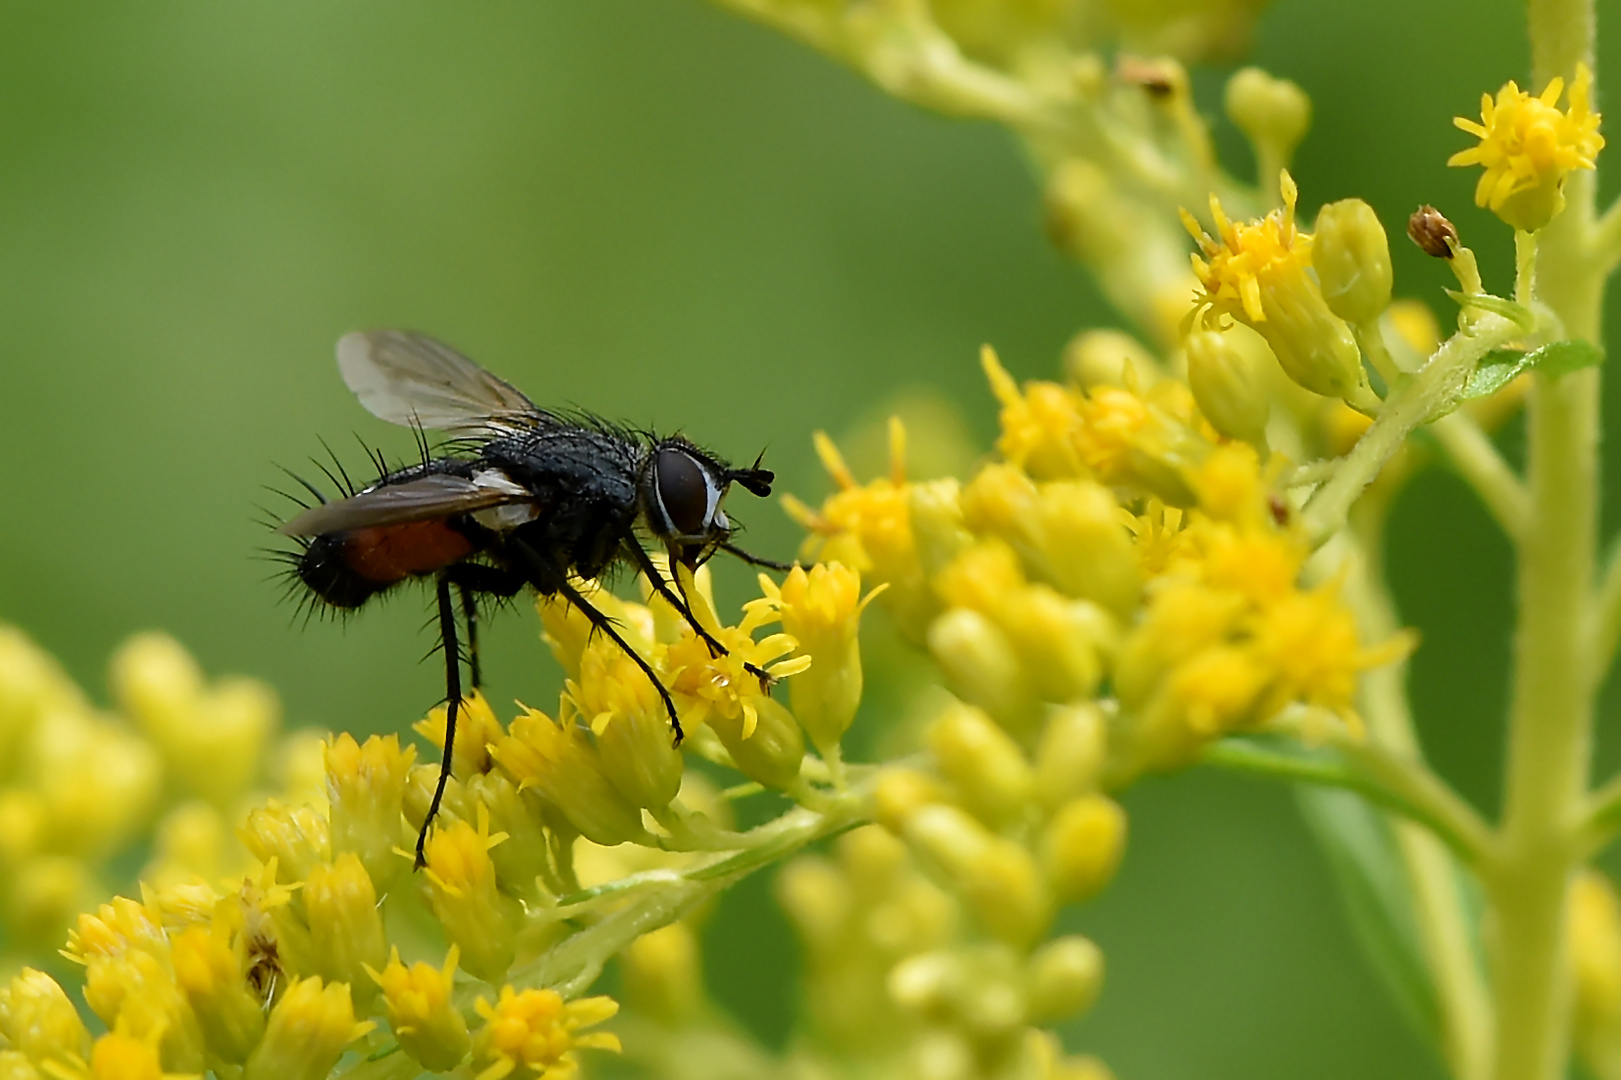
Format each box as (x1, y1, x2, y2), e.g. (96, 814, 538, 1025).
(366, 946, 470, 1073)
(471, 987, 619, 1080)
(1182, 173, 1367, 403)
(1450, 63, 1603, 231)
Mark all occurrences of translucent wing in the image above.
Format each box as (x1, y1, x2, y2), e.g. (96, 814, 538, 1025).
(336, 330, 549, 436)
(278, 471, 532, 536)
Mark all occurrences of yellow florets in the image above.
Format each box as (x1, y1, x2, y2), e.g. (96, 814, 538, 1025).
(1449, 62, 1604, 232)
(471, 987, 620, 1080)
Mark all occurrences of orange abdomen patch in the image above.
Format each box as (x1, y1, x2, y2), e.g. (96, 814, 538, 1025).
(343, 521, 475, 584)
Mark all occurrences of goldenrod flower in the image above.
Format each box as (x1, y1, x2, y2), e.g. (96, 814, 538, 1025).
(420, 807, 521, 983)
(241, 976, 371, 1080)
(904, 804, 1052, 947)
(0, 969, 89, 1070)
(566, 639, 681, 814)
(323, 733, 415, 892)
(1183, 173, 1367, 403)
(661, 574, 808, 741)
(1312, 198, 1393, 325)
(366, 946, 470, 1073)
(620, 923, 703, 1024)
(170, 920, 265, 1064)
(926, 700, 1034, 829)
(237, 800, 330, 887)
(85, 1022, 190, 1080)
(416, 691, 504, 780)
(470, 986, 619, 1080)
(1025, 936, 1106, 1025)
(1032, 704, 1107, 813)
(1450, 63, 1603, 232)
(492, 705, 650, 847)
(764, 562, 881, 756)
(303, 854, 387, 1005)
(1040, 795, 1127, 904)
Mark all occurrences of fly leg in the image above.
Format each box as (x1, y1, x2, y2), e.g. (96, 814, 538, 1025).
(718, 541, 793, 572)
(417, 574, 463, 869)
(619, 537, 774, 688)
(510, 538, 685, 745)
(445, 563, 526, 690)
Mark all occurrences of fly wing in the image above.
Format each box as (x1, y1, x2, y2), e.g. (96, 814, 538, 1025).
(278, 471, 533, 536)
(336, 330, 550, 437)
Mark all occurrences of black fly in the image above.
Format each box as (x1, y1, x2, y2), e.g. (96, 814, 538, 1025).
(275, 330, 787, 865)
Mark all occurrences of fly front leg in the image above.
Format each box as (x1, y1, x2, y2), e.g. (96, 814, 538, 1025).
(619, 536, 775, 688)
(510, 538, 686, 745)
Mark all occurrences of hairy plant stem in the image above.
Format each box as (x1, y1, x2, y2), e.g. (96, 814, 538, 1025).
(1491, 2, 1601, 1077)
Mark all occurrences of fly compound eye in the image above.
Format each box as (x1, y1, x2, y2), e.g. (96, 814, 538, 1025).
(655, 446, 718, 538)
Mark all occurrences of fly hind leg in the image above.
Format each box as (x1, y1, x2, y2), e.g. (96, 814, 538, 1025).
(416, 574, 464, 869)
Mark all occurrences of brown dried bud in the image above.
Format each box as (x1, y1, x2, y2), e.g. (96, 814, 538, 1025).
(1407, 205, 1458, 259)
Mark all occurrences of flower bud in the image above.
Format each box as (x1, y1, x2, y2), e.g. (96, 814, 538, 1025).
(304, 854, 388, 1007)
(238, 800, 330, 886)
(1224, 68, 1310, 170)
(1185, 329, 1271, 447)
(367, 947, 470, 1073)
(243, 977, 372, 1080)
(1037, 481, 1142, 616)
(463, 771, 551, 898)
(1063, 329, 1161, 391)
(1033, 703, 1107, 813)
(471, 988, 620, 1080)
(416, 691, 503, 780)
(1040, 795, 1127, 904)
(710, 696, 805, 791)
(926, 701, 1033, 829)
(325, 733, 414, 893)
(872, 766, 950, 834)
(1025, 936, 1105, 1024)
(622, 923, 704, 1024)
(0, 968, 90, 1066)
(1314, 199, 1393, 324)
(905, 805, 1052, 946)
(927, 609, 1037, 734)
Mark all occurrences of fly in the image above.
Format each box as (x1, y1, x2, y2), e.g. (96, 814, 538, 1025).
(273, 330, 788, 865)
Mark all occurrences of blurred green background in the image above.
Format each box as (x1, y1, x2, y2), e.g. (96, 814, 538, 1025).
(2, 0, 1617, 1076)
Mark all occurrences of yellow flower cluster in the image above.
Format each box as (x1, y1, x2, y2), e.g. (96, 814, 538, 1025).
(1450, 62, 1604, 232)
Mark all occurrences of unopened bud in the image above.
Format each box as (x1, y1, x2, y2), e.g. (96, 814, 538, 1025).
(304, 854, 388, 1007)
(1025, 936, 1105, 1024)
(1033, 703, 1107, 813)
(927, 609, 1037, 733)
(1185, 329, 1271, 447)
(1063, 329, 1161, 391)
(872, 766, 950, 833)
(1225, 68, 1310, 170)
(927, 701, 1033, 828)
(710, 696, 805, 791)
(906, 805, 1052, 946)
(1314, 199, 1393, 324)
(1041, 795, 1127, 903)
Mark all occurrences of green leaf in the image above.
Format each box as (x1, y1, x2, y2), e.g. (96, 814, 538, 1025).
(1528, 338, 1604, 378)
(1296, 786, 1441, 1044)
(1424, 338, 1605, 422)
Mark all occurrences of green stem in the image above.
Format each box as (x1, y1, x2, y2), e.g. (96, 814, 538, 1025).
(1302, 314, 1524, 544)
(1201, 734, 1491, 864)
(1490, 3, 1602, 1077)
(1589, 535, 1621, 679)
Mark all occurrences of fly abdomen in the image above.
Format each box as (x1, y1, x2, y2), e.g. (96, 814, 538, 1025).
(297, 521, 476, 608)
